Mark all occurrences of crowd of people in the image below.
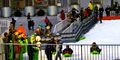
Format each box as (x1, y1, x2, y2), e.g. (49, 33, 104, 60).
(2, 1, 120, 60)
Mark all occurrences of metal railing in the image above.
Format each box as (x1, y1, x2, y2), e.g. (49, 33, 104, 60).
(0, 44, 120, 60)
(0, 20, 10, 28)
(62, 23, 73, 33)
(53, 19, 68, 33)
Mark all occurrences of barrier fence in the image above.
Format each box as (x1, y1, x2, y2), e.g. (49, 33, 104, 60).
(53, 19, 68, 33)
(0, 44, 120, 60)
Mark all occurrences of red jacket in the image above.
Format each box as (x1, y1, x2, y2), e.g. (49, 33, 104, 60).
(61, 13, 65, 20)
(84, 9, 88, 17)
(16, 26, 26, 38)
(45, 17, 49, 24)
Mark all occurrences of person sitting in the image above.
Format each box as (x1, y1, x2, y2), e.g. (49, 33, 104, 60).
(90, 42, 101, 54)
(63, 45, 73, 57)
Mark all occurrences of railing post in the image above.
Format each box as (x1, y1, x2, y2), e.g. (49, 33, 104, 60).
(81, 45, 83, 60)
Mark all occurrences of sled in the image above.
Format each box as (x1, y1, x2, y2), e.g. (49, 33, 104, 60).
(51, 51, 56, 55)
(63, 53, 72, 57)
(76, 37, 86, 41)
(91, 50, 100, 55)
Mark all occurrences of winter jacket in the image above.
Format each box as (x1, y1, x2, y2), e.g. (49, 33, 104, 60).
(88, 3, 93, 10)
(99, 8, 104, 18)
(16, 26, 26, 37)
(34, 30, 41, 36)
(105, 8, 111, 15)
(61, 13, 65, 20)
(63, 48, 73, 54)
(2, 36, 9, 53)
(84, 9, 88, 17)
(44, 17, 49, 24)
(45, 45, 53, 57)
(31, 21, 35, 26)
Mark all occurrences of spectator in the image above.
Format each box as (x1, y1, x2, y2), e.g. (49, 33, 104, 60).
(45, 45, 53, 60)
(88, 1, 93, 10)
(87, 7, 92, 16)
(105, 5, 111, 16)
(45, 22, 53, 32)
(49, 37, 56, 54)
(80, 8, 84, 22)
(2, 32, 9, 60)
(115, 4, 119, 16)
(63, 45, 73, 56)
(84, 8, 88, 18)
(44, 16, 50, 26)
(99, 6, 104, 23)
(12, 30, 18, 59)
(94, 5, 98, 16)
(27, 42, 33, 60)
(90, 42, 101, 53)
(60, 9, 65, 20)
(27, 13, 31, 30)
(55, 40, 62, 60)
(16, 24, 26, 38)
(67, 15, 71, 26)
(71, 7, 79, 17)
(31, 20, 35, 30)
(44, 26, 51, 36)
(27, 12, 31, 20)
(12, 17, 16, 29)
(9, 22, 14, 33)
(14, 38, 21, 60)
(34, 27, 41, 36)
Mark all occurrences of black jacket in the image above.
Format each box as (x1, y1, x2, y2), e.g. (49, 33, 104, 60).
(45, 45, 53, 56)
(63, 48, 73, 54)
(99, 8, 104, 18)
(105, 8, 111, 13)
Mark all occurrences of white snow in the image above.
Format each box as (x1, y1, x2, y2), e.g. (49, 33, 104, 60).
(70, 20, 120, 44)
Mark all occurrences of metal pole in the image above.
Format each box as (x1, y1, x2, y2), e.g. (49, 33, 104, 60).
(81, 45, 83, 60)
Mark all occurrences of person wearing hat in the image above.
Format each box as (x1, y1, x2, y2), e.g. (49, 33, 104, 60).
(32, 36, 41, 60)
(90, 42, 101, 53)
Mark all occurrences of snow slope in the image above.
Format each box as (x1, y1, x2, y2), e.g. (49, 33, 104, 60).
(74, 20, 120, 44)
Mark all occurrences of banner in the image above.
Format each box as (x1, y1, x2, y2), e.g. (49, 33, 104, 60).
(34, 0, 47, 7)
(35, 0, 43, 4)
(11, 0, 24, 9)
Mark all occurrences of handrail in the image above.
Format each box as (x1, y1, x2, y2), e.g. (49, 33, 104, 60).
(53, 19, 68, 33)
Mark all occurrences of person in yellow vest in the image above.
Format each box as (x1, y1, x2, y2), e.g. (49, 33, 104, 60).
(88, 1, 93, 11)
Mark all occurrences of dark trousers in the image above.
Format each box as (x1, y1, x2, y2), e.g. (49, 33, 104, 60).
(106, 12, 110, 16)
(100, 18, 102, 23)
(5, 53, 9, 60)
(29, 55, 33, 60)
(31, 26, 34, 30)
(55, 52, 62, 60)
(46, 55, 52, 60)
